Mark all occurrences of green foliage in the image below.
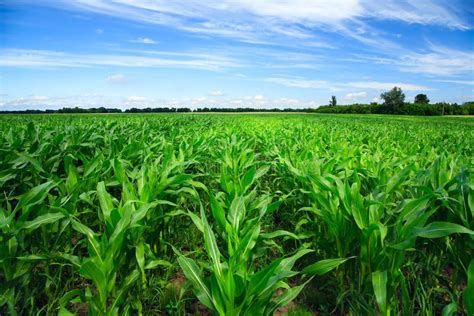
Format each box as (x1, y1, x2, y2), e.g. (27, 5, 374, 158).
(415, 93, 430, 104)
(0, 113, 473, 315)
(381, 86, 406, 111)
(316, 101, 473, 115)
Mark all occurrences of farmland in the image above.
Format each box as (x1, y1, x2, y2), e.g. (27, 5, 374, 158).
(1, 113, 473, 315)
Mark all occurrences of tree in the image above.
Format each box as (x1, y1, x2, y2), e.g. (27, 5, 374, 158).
(380, 87, 405, 112)
(414, 94, 430, 104)
(329, 95, 337, 107)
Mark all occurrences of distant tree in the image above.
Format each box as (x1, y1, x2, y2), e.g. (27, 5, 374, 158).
(414, 94, 430, 104)
(329, 95, 337, 107)
(380, 87, 405, 112)
(177, 107, 191, 112)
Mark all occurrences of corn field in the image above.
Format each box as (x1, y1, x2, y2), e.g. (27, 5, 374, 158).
(0, 113, 473, 315)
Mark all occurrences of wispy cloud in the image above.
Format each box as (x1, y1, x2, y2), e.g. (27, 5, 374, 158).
(1, 93, 323, 110)
(433, 79, 474, 86)
(127, 96, 146, 102)
(2, 95, 50, 107)
(131, 37, 158, 44)
(398, 45, 473, 76)
(266, 77, 432, 92)
(39, 0, 470, 47)
(344, 91, 367, 102)
(265, 77, 328, 89)
(349, 44, 474, 77)
(361, 1, 470, 29)
(106, 74, 127, 83)
(348, 81, 431, 91)
(209, 90, 224, 96)
(0, 49, 242, 71)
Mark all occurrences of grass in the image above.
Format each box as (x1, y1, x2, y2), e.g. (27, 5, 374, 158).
(0, 113, 473, 315)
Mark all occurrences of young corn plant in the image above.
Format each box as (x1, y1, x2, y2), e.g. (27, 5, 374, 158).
(175, 191, 312, 316)
(59, 155, 195, 315)
(175, 150, 314, 316)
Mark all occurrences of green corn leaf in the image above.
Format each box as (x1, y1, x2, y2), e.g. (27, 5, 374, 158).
(228, 196, 245, 231)
(71, 220, 102, 259)
(111, 270, 140, 311)
(260, 230, 299, 240)
(416, 222, 474, 238)
(83, 153, 103, 178)
(372, 270, 388, 316)
(175, 251, 213, 310)
(200, 206, 223, 279)
(58, 306, 76, 316)
(8, 236, 18, 255)
(80, 259, 107, 306)
(277, 248, 314, 274)
(65, 157, 79, 192)
(71, 219, 97, 239)
(249, 258, 283, 296)
(23, 212, 65, 231)
(96, 181, 114, 222)
(350, 184, 367, 230)
(210, 192, 227, 232)
(145, 259, 173, 269)
(135, 243, 145, 283)
(237, 223, 260, 260)
(14, 152, 45, 173)
(303, 257, 353, 275)
(468, 188, 474, 218)
(269, 278, 313, 315)
(17, 181, 55, 210)
(386, 164, 412, 194)
(16, 254, 49, 261)
(465, 259, 474, 316)
(59, 289, 83, 307)
(242, 165, 256, 191)
(441, 302, 457, 316)
(400, 195, 431, 222)
(186, 210, 204, 233)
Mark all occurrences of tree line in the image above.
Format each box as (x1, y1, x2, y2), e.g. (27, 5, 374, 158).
(0, 107, 310, 114)
(1, 88, 473, 115)
(320, 87, 473, 115)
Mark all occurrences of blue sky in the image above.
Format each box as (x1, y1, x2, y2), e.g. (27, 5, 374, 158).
(0, 0, 473, 110)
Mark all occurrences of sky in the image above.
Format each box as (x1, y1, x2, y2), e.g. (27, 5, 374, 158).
(0, 0, 473, 110)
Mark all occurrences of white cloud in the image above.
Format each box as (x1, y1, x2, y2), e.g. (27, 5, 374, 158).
(254, 95, 265, 101)
(433, 79, 474, 86)
(398, 45, 473, 76)
(95, 28, 104, 34)
(127, 96, 146, 102)
(31, 95, 49, 101)
(209, 90, 223, 96)
(348, 45, 473, 77)
(106, 74, 127, 83)
(361, 0, 469, 30)
(0, 49, 242, 72)
(39, 0, 470, 48)
(266, 76, 432, 92)
(2, 95, 50, 107)
(266, 77, 328, 89)
(344, 92, 367, 101)
(131, 37, 158, 44)
(348, 81, 431, 91)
